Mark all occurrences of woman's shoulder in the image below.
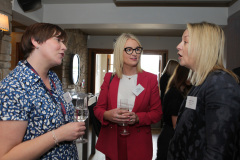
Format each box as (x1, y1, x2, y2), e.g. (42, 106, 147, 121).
(207, 70, 239, 86)
(104, 72, 114, 80)
(140, 70, 157, 78)
(0, 64, 28, 89)
(165, 87, 183, 98)
(161, 72, 170, 79)
(201, 70, 240, 97)
(105, 72, 113, 76)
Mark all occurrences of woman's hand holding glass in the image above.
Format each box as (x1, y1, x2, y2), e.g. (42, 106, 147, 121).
(127, 113, 138, 125)
(126, 104, 136, 125)
(104, 108, 129, 124)
(117, 99, 130, 135)
(74, 97, 89, 143)
(104, 106, 138, 125)
(54, 122, 86, 142)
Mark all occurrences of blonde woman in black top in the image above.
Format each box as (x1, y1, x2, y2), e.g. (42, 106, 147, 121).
(168, 22, 240, 160)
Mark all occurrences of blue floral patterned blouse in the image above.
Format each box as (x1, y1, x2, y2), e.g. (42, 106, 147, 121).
(0, 61, 78, 159)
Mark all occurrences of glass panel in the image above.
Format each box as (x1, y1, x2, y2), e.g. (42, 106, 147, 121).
(141, 55, 162, 80)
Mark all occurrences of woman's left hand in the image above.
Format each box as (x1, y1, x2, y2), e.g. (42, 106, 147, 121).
(123, 112, 139, 125)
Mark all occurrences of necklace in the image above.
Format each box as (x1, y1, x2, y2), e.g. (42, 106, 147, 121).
(123, 74, 137, 80)
(126, 75, 133, 80)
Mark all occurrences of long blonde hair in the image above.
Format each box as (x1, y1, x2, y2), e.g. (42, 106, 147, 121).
(187, 22, 239, 85)
(113, 33, 142, 78)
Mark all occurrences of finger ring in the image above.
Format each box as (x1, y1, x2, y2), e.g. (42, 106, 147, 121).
(130, 119, 133, 122)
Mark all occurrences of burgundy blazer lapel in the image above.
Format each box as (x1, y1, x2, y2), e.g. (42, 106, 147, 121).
(109, 74, 119, 109)
(133, 71, 147, 111)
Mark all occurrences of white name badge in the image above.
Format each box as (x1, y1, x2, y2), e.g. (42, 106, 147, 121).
(185, 96, 197, 110)
(132, 84, 144, 96)
(63, 92, 72, 103)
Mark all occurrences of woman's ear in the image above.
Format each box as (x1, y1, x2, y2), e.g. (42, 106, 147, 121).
(31, 38, 39, 49)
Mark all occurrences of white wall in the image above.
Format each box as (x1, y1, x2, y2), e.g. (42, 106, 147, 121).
(87, 35, 181, 60)
(42, 3, 228, 26)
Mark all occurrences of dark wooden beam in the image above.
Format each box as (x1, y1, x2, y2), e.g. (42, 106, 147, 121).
(114, 0, 237, 7)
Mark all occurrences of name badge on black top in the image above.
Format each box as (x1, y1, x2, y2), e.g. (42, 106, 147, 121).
(186, 96, 197, 110)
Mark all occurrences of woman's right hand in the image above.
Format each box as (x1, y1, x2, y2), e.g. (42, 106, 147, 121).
(0, 121, 86, 160)
(104, 108, 129, 124)
(55, 122, 86, 142)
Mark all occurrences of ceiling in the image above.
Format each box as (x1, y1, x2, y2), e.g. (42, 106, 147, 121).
(13, 0, 238, 36)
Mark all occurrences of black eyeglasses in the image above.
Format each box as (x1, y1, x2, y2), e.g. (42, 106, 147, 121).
(124, 47, 143, 55)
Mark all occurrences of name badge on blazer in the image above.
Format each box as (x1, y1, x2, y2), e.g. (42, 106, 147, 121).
(132, 84, 144, 96)
(185, 96, 197, 110)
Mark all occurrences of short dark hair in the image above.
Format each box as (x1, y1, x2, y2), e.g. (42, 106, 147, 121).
(21, 23, 67, 59)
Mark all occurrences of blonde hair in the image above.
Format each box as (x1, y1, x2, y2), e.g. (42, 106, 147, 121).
(113, 33, 142, 78)
(187, 22, 239, 85)
(162, 59, 179, 76)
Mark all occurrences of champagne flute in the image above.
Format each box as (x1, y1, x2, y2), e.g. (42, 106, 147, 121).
(74, 96, 89, 143)
(119, 99, 130, 135)
(129, 104, 133, 112)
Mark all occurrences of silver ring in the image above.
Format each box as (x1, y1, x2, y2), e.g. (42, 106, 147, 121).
(130, 119, 133, 122)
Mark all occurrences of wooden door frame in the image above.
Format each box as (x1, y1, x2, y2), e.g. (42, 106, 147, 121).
(87, 49, 113, 93)
(87, 48, 168, 93)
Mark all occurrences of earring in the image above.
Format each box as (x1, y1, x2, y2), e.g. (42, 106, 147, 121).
(36, 46, 39, 49)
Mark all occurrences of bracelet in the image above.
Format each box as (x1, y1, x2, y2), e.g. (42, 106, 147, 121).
(52, 130, 59, 146)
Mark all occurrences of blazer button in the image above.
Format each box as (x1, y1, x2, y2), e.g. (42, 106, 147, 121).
(110, 126, 112, 129)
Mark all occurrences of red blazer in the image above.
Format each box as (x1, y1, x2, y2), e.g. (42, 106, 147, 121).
(94, 71, 162, 160)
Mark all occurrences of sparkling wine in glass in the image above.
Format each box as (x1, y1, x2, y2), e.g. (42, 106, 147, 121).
(74, 97, 89, 143)
(119, 99, 130, 135)
(129, 104, 133, 112)
(75, 108, 89, 122)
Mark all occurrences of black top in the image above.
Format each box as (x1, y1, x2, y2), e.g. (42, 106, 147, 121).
(233, 67, 240, 81)
(233, 67, 240, 76)
(162, 87, 184, 127)
(160, 73, 170, 102)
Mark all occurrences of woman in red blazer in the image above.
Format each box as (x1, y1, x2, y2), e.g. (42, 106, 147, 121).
(94, 33, 162, 160)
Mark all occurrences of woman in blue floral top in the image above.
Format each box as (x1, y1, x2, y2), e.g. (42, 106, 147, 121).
(0, 23, 86, 159)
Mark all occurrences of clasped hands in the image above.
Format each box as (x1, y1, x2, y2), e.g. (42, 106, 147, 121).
(104, 108, 138, 125)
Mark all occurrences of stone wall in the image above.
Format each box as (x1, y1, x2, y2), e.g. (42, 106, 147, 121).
(0, 0, 12, 81)
(62, 29, 88, 93)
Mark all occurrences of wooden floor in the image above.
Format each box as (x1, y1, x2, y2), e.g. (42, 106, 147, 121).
(86, 128, 161, 160)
